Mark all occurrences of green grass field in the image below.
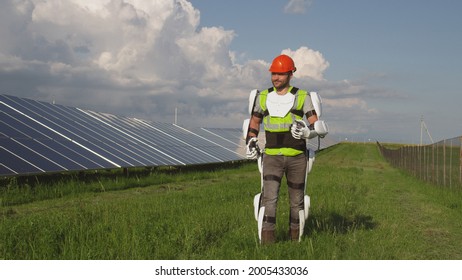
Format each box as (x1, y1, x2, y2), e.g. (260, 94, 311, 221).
(1, 143, 462, 259)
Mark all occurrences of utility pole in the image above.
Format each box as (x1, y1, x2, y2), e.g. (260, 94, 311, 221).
(420, 115, 434, 145)
(174, 107, 178, 125)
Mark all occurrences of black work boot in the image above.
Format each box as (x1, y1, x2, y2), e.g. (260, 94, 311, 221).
(289, 227, 299, 241)
(261, 230, 276, 245)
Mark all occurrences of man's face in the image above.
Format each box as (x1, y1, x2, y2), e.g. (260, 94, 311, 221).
(271, 72, 292, 91)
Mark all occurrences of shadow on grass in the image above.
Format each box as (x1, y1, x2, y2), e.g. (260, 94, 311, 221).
(307, 212, 377, 235)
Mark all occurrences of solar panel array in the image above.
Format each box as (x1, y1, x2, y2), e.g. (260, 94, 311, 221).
(0, 94, 246, 176)
(1, 94, 338, 177)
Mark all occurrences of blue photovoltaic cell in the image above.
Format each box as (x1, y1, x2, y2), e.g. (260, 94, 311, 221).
(159, 123, 244, 162)
(131, 121, 222, 164)
(0, 139, 45, 174)
(0, 138, 66, 173)
(39, 139, 107, 170)
(0, 94, 246, 176)
(1, 101, 118, 173)
(189, 127, 246, 160)
(0, 164, 15, 175)
(192, 127, 244, 149)
(0, 144, 43, 175)
(4, 99, 133, 166)
(85, 111, 220, 165)
(81, 112, 186, 165)
(14, 138, 88, 171)
(201, 127, 243, 144)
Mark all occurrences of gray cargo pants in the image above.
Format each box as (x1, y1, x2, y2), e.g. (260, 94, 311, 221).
(261, 153, 307, 231)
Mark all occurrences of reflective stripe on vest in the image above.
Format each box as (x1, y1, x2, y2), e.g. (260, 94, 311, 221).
(265, 147, 304, 156)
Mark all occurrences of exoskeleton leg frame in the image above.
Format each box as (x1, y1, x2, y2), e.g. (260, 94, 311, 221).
(252, 155, 265, 242)
(297, 148, 315, 241)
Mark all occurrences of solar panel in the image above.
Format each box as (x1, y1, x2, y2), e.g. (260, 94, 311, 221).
(1, 94, 338, 177)
(83, 111, 224, 165)
(189, 127, 246, 160)
(0, 94, 246, 176)
(0, 95, 123, 171)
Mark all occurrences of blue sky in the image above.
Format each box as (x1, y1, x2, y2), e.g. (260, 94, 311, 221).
(191, 0, 462, 143)
(1, 0, 461, 144)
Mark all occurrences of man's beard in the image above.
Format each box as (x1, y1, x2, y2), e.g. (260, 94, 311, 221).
(273, 79, 290, 92)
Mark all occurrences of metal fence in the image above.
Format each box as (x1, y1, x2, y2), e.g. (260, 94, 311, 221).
(377, 136, 462, 188)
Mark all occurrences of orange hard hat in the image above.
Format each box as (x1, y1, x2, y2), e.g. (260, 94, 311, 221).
(269, 54, 296, 73)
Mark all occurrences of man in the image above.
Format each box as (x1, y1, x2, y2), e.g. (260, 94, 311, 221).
(245, 54, 327, 244)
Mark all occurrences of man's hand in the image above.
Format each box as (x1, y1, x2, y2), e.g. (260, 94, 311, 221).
(291, 120, 310, 139)
(291, 119, 329, 139)
(246, 137, 260, 159)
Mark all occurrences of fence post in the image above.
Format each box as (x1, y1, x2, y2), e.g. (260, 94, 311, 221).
(424, 146, 430, 182)
(420, 144, 424, 181)
(449, 139, 453, 188)
(417, 145, 420, 178)
(432, 144, 435, 185)
(442, 140, 445, 186)
(418, 144, 421, 180)
(380, 138, 461, 188)
(436, 143, 439, 186)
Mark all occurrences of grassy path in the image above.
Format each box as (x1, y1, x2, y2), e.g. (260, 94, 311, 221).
(309, 143, 462, 259)
(1, 143, 461, 259)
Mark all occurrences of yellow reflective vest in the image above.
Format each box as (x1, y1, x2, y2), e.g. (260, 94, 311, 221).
(257, 86, 308, 156)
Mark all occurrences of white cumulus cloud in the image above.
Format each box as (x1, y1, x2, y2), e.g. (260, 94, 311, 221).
(284, 0, 313, 14)
(0, 0, 380, 138)
(282, 46, 330, 81)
